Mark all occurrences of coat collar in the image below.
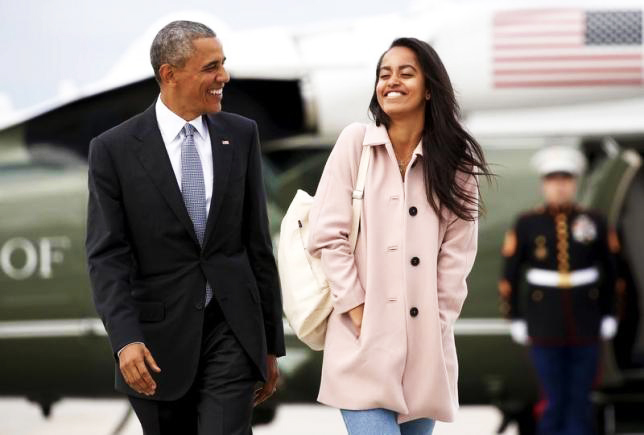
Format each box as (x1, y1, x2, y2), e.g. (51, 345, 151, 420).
(362, 122, 424, 157)
(132, 104, 200, 246)
(544, 202, 579, 216)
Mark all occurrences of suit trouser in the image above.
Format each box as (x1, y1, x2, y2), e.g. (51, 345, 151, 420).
(531, 344, 599, 435)
(128, 301, 259, 435)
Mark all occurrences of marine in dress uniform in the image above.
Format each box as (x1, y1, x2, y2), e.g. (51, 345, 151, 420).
(499, 146, 620, 435)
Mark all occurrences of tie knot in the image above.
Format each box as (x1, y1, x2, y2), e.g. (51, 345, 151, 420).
(183, 123, 196, 138)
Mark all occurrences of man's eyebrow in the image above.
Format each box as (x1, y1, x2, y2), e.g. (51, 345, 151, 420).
(202, 57, 226, 70)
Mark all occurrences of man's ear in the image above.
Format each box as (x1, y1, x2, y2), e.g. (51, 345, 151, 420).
(158, 64, 176, 87)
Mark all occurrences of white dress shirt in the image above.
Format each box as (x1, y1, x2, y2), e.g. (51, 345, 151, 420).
(155, 95, 213, 214)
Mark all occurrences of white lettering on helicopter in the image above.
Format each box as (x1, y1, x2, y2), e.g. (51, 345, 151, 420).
(0, 236, 71, 280)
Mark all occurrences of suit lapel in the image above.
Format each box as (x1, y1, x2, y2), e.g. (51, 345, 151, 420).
(203, 113, 233, 246)
(132, 104, 200, 246)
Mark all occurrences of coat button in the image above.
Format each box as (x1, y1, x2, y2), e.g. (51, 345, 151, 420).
(409, 206, 418, 216)
(410, 307, 419, 317)
(410, 257, 420, 266)
(195, 301, 204, 310)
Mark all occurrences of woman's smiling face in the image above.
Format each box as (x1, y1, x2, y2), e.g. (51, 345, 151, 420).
(376, 46, 428, 121)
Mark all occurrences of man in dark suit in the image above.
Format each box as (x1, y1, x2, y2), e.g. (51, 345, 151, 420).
(86, 20, 285, 434)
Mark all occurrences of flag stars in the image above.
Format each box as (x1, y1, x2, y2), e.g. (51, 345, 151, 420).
(585, 10, 642, 45)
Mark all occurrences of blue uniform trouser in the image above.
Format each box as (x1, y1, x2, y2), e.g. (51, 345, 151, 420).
(531, 344, 599, 435)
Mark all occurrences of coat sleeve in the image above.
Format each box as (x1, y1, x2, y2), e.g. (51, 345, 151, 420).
(436, 174, 479, 327)
(243, 121, 286, 357)
(499, 216, 528, 319)
(307, 123, 366, 314)
(86, 137, 144, 358)
(595, 214, 618, 317)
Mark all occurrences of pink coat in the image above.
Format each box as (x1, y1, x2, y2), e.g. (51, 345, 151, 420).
(307, 122, 478, 423)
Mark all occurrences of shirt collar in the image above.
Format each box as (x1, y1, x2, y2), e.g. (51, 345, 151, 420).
(155, 95, 208, 144)
(362, 122, 424, 157)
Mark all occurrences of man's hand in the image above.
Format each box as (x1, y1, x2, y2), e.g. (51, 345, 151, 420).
(119, 343, 161, 396)
(348, 304, 364, 337)
(254, 354, 279, 406)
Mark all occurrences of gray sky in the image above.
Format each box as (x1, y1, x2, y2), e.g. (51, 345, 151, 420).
(0, 0, 413, 111)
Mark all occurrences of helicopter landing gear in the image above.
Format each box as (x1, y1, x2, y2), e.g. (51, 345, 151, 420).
(27, 395, 60, 418)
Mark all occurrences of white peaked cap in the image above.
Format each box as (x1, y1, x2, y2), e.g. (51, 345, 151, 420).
(531, 145, 587, 176)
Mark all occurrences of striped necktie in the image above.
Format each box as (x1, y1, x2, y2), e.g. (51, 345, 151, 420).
(181, 123, 213, 306)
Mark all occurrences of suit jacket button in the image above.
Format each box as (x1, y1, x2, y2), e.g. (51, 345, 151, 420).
(195, 301, 204, 310)
(409, 206, 418, 216)
(411, 257, 420, 266)
(410, 307, 419, 317)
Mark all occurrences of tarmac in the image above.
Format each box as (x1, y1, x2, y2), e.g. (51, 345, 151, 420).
(0, 398, 518, 434)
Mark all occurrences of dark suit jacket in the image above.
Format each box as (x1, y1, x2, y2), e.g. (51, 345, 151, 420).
(500, 206, 616, 345)
(86, 103, 285, 401)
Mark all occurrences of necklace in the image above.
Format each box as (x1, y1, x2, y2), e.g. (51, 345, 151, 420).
(396, 153, 414, 178)
(397, 159, 408, 178)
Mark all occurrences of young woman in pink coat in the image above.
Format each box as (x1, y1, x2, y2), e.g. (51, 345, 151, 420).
(307, 37, 491, 434)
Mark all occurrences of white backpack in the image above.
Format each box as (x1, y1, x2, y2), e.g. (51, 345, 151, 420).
(278, 146, 372, 350)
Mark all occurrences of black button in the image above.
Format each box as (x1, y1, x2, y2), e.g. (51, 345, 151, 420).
(410, 307, 419, 317)
(409, 207, 418, 216)
(195, 301, 204, 310)
(411, 257, 420, 266)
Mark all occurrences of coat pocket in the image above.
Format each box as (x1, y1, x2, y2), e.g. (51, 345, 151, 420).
(135, 301, 165, 323)
(339, 311, 361, 342)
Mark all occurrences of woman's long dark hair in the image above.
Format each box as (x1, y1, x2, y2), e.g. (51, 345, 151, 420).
(369, 37, 491, 221)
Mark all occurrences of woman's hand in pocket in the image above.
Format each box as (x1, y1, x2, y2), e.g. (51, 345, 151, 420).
(347, 304, 364, 337)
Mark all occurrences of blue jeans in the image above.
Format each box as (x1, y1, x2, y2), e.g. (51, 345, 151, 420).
(341, 408, 435, 435)
(531, 344, 599, 435)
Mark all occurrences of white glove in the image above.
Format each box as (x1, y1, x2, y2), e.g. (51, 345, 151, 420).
(510, 320, 529, 345)
(601, 316, 618, 340)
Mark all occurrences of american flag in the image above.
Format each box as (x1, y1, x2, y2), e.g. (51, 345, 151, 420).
(493, 9, 643, 88)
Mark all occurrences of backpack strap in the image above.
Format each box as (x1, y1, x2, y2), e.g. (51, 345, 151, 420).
(348, 145, 372, 252)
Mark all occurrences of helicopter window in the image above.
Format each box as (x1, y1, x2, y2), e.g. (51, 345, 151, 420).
(24, 78, 160, 161)
(22, 77, 307, 164)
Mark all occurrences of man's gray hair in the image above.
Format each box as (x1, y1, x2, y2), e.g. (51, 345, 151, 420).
(150, 20, 216, 84)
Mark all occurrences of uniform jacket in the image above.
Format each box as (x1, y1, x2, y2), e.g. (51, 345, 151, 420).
(499, 205, 618, 345)
(86, 103, 285, 400)
(307, 122, 478, 423)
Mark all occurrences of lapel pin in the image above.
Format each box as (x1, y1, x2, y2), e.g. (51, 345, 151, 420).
(222, 139, 230, 145)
